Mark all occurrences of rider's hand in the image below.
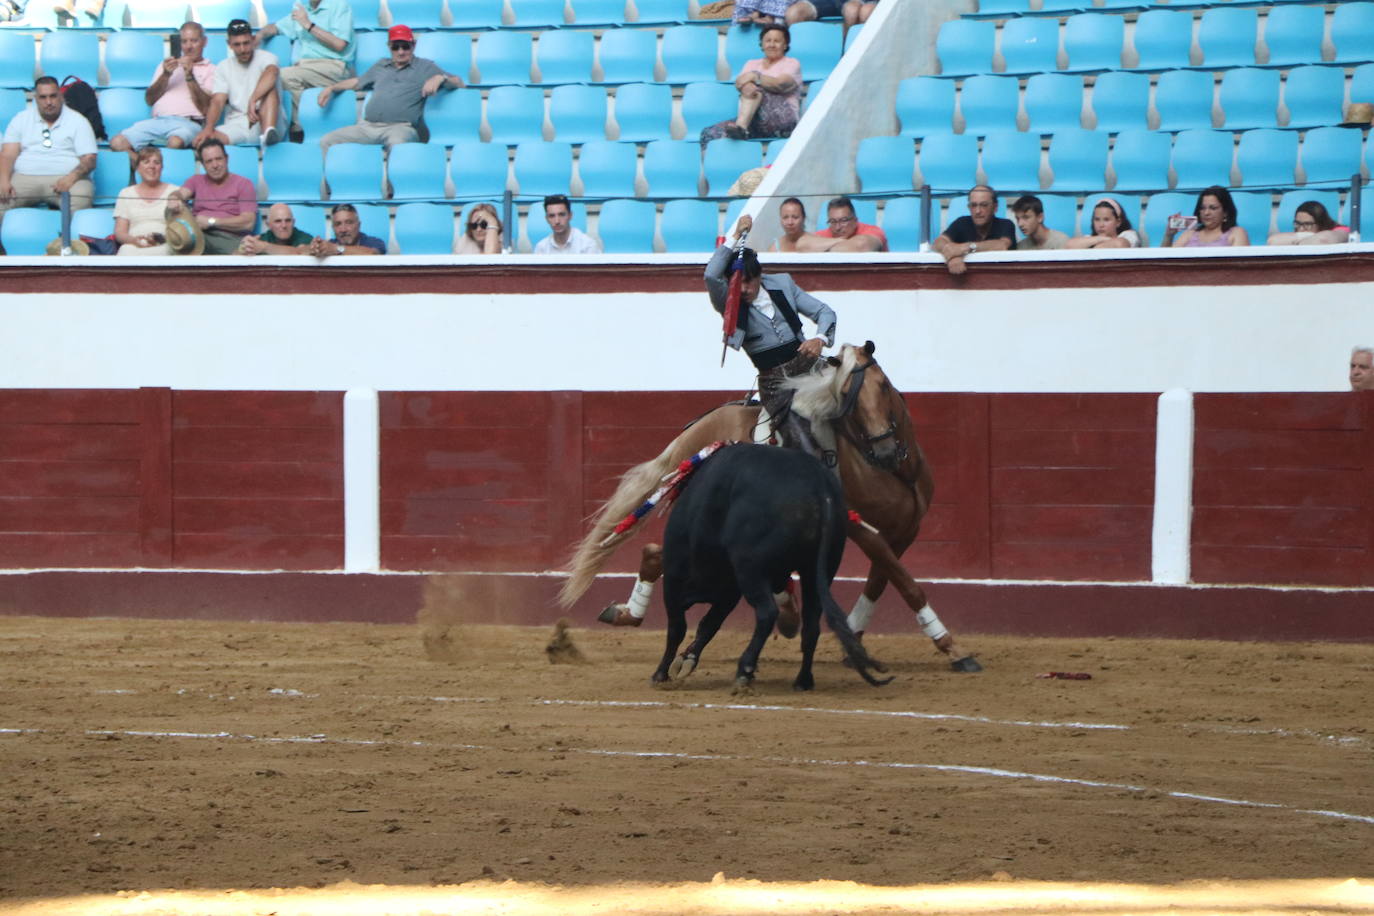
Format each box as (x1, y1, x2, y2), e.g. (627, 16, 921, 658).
(734, 214, 753, 239)
(798, 337, 823, 358)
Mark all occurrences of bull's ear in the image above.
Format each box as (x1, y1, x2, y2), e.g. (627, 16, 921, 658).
(825, 356, 841, 367)
(864, 340, 876, 356)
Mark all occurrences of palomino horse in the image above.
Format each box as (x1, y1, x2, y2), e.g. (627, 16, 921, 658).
(559, 341, 981, 672)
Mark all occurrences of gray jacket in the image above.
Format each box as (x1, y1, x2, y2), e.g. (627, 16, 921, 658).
(704, 244, 836, 354)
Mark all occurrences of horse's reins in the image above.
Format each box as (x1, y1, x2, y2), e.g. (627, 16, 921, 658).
(834, 359, 909, 468)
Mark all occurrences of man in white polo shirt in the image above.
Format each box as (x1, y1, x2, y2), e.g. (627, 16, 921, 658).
(534, 194, 602, 254)
(0, 76, 97, 246)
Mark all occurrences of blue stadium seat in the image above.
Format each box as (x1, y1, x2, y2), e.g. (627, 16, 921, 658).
(593, 198, 654, 252)
(849, 198, 878, 227)
(72, 207, 115, 241)
(1024, 73, 1084, 133)
(160, 147, 198, 185)
(119, 1, 193, 29)
(40, 32, 101, 86)
(387, 142, 450, 200)
(1036, 193, 1080, 236)
(679, 80, 738, 137)
(385, 0, 444, 28)
(446, 0, 504, 28)
(0, 207, 61, 256)
(788, 21, 842, 81)
(879, 196, 922, 251)
(1141, 191, 1195, 246)
(662, 25, 721, 84)
(1261, 5, 1323, 68)
(262, 144, 321, 203)
(577, 140, 638, 197)
(1218, 67, 1279, 130)
(0, 88, 28, 127)
(1062, 13, 1123, 73)
(936, 19, 995, 78)
(723, 26, 757, 76)
(1100, 0, 1147, 11)
(549, 84, 608, 142)
(1277, 188, 1339, 234)
(896, 76, 956, 137)
(536, 29, 595, 84)
(723, 197, 747, 235)
(999, 17, 1059, 76)
(762, 138, 786, 164)
(642, 139, 700, 197)
(1197, 7, 1258, 68)
(1129, 10, 1193, 72)
(1154, 69, 1215, 131)
(1109, 128, 1171, 191)
(92, 150, 132, 204)
(1230, 190, 1271, 243)
(844, 23, 864, 54)
(98, 88, 152, 140)
(660, 198, 717, 251)
(419, 32, 475, 85)
(513, 140, 573, 197)
(959, 75, 1019, 135)
(855, 135, 915, 195)
(1171, 128, 1234, 190)
(702, 137, 759, 196)
(349, 0, 383, 28)
(510, 0, 568, 26)
(1299, 127, 1364, 188)
(524, 198, 588, 246)
(612, 82, 672, 141)
(448, 139, 509, 199)
(1282, 66, 1344, 130)
(597, 29, 658, 84)
(966, 0, 1027, 18)
(325, 143, 386, 200)
(917, 132, 979, 193)
(1330, 2, 1374, 65)
(1089, 70, 1148, 132)
(980, 130, 1042, 191)
(486, 85, 548, 144)
(196, 0, 254, 27)
(802, 77, 826, 113)
(1353, 63, 1374, 105)
(104, 33, 167, 90)
(423, 87, 482, 145)
(1047, 128, 1107, 191)
(353, 31, 391, 71)
(570, 0, 627, 25)
(941, 195, 969, 231)
(293, 203, 330, 239)
(352, 203, 391, 246)
(1039, 0, 1086, 15)
(1234, 128, 1297, 188)
(632, 0, 685, 22)
(298, 86, 358, 143)
(393, 202, 455, 253)
(0, 32, 38, 89)
(475, 31, 533, 84)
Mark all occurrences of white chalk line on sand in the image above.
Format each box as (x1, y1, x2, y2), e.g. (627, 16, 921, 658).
(3, 724, 1371, 827)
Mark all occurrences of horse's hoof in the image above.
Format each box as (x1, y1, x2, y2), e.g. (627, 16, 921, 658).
(597, 605, 643, 627)
(668, 653, 698, 680)
(731, 676, 755, 697)
(950, 655, 983, 673)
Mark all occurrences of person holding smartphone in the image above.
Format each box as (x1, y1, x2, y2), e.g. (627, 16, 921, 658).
(455, 202, 504, 254)
(1164, 186, 1250, 248)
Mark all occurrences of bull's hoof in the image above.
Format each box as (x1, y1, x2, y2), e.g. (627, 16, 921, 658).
(774, 590, 799, 639)
(950, 655, 983, 673)
(731, 675, 756, 697)
(792, 674, 814, 692)
(597, 605, 643, 627)
(668, 653, 698, 680)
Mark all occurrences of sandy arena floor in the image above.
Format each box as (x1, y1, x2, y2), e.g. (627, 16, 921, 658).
(2, 595, 1372, 915)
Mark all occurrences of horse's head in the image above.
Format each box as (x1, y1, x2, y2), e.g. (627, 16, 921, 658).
(834, 341, 909, 472)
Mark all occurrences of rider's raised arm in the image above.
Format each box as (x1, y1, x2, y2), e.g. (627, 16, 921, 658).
(775, 275, 836, 347)
(703, 242, 736, 315)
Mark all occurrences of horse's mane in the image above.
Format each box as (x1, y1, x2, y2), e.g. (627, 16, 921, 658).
(786, 344, 860, 423)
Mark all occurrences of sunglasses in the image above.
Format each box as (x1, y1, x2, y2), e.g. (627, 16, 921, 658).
(41, 127, 52, 149)
(468, 221, 492, 230)
(390, 41, 413, 50)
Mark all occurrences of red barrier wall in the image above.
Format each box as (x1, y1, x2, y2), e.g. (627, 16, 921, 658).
(1192, 392, 1374, 587)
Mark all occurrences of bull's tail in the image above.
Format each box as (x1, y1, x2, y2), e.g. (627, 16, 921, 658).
(817, 495, 893, 687)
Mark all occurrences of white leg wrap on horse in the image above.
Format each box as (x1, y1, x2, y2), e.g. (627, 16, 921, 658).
(916, 604, 949, 642)
(848, 594, 877, 633)
(626, 578, 655, 620)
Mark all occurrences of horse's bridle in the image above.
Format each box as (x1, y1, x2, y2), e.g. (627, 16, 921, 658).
(834, 359, 909, 468)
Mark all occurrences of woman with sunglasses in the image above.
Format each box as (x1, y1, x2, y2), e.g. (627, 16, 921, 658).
(113, 146, 182, 255)
(455, 203, 504, 254)
(1267, 200, 1350, 246)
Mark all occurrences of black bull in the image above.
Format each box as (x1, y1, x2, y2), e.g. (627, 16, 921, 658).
(652, 444, 892, 693)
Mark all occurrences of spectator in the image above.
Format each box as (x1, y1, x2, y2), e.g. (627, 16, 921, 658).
(700, 25, 800, 144)
(240, 202, 313, 255)
(1010, 195, 1068, 250)
(1268, 201, 1350, 247)
(195, 20, 282, 148)
(255, 0, 355, 143)
(732, 0, 788, 26)
(1066, 197, 1140, 249)
(1351, 346, 1374, 391)
(813, 195, 887, 251)
(309, 202, 385, 256)
(932, 185, 1016, 275)
(317, 25, 463, 151)
(51, 0, 103, 23)
(113, 146, 182, 255)
(534, 194, 601, 254)
(1164, 186, 1249, 248)
(784, 0, 840, 26)
(456, 202, 504, 254)
(841, 0, 878, 37)
(179, 139, 257, 255)
(109, 22, 216, 156)
(0, 76, 97, 243)
(772, 196, 824, 252)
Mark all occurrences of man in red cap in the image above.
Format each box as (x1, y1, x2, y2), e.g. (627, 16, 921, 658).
(317, 24, 463, 150)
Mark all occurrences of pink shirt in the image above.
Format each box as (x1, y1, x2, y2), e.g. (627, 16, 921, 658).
(149, 58, 218, 119)
(182, 172, 258, 225)
(815, 221, 890, 252)
(740, 55, 802, 119)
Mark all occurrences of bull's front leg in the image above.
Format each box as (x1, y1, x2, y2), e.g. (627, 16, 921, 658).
(598, 543, 662, 627)
(732, 585, 780, 696)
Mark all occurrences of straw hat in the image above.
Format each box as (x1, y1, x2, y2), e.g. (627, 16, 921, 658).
(164, 216, 205, 255)
(1342, 102, 1374, 127)
(45, 236, 90, 256)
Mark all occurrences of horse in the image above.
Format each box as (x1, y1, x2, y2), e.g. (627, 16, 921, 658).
(559, 341, 981, 673)
(652, 443, 891, 694)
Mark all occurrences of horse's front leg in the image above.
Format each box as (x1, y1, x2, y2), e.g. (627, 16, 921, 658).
(598, 543, 662, 627)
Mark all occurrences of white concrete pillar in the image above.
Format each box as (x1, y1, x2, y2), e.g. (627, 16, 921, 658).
(343, 387, 380, 572)
(1151, 388, 1194, 584)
